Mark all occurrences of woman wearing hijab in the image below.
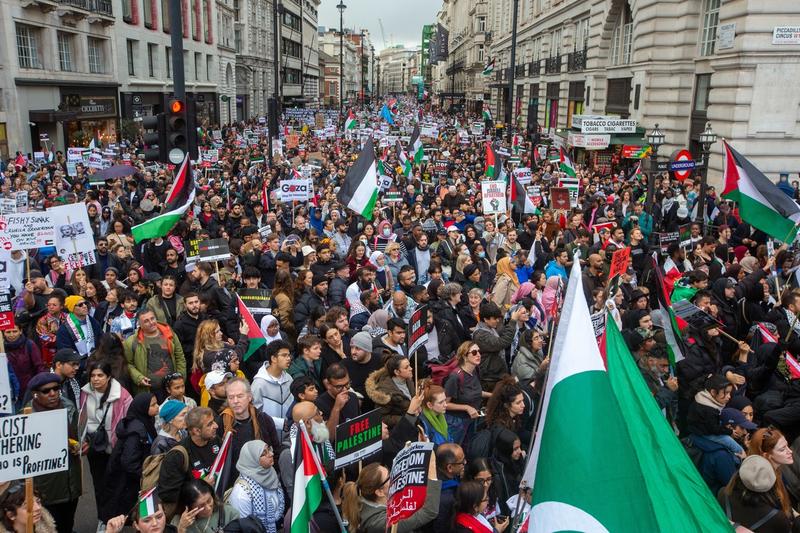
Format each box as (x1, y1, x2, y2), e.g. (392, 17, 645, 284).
(368, 251, 394, 296)
(710, 277, 740, 358)
(229, 440, 285, 533)
(540, 276, 561, 324)
(365, 309, 389, 336)
(491, 257, 520, 311)
(99, 393, 159, 525)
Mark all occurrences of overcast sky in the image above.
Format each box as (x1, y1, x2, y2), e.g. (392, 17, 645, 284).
(317, 0, 439, 52)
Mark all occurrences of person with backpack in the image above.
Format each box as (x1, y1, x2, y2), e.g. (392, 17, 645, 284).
(228, 440, 285, 533)
(444, 341, 490, 447)
(152, 400, 190, 455)
(99, 392, 159, 526)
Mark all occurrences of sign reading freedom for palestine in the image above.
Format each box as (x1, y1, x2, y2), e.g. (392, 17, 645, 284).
(334, 409, 382, 469)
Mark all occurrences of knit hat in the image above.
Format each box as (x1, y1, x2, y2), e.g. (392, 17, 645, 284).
(159, 400, 187, 424)
(64, 295, 85, 313)
(739, 455, 776, 493)
(350, 331, 373, 353)
(464, 264, 480, 279)
(312, 273, 328, 287)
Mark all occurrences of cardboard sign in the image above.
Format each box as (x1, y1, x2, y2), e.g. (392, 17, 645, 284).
(434, 160, 449, 179)
(237, 288, 272, 323)
(386, 441, 434, 529)
(0, 213, 56, 250)
(0, 409, 69, 482)
(279, 179, 312, 202)
(590, 310, 606, 341)
(49, 204, 95, 261)
(526, 185, 542, 207)
(550, 187, 571, 210)
(481, 180, 506, 214)
(659, 232, 680, 254)
(608, 247, 631, 281)
(0, 293, 13, 331)
(286, 134, 300, 150)
(672, 300, 723, 331)
(198, 239, 231, 262)
(334, 409, 383, 469)
(407, 305, 429, 355)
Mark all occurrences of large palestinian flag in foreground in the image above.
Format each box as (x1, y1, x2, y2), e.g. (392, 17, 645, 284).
(722, 140, 800, 243)
(510, 174, 537, 214)
(290, 423, 323, 533)
(132, 154, 195, 242)
(337, 138, 378, 220)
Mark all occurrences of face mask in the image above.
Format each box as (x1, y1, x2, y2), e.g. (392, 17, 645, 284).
(478, 251, 485, 258)
(382, 228, 391, 237)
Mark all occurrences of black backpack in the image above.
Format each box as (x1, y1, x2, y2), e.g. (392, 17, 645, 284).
(467, 425, 501, 461)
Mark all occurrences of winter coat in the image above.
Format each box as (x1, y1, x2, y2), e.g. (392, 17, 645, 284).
(287, 356, 323, 390)
(687, 434, 740, 496)
(4, 334, 44, 396)
(79, 378, 133, 452)
(718, 488, 800, 532)
(151, 429, 180, 455)
(472, 321, 517, 391)
(490, 274, 517, 310)
(294, 290, 327, 332)
(251, 366, 294, 439)
(145, 294, 186, 326)
(431, 300, 469, 360)
(676, 334, 723, 402)
(328, 276, 349, 308)
(0, 506, 57, 533)
(365, 367, 414, 429)
(100, 414, 154, 520)
(358, 479, 441, 533)
(510, 344, 545, 383)
(123, 323, 187, 395)
(272, 292, 296, 337)
(29, 400, 82, 506)
(172, 311, 203, 367)
(55, 314, 103, 353)
(686, 390, 730, 438)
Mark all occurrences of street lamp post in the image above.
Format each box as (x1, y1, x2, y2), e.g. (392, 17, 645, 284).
(401, 62, 406, 96)
(645, 123, 665, 212)
(505, 0, 520, 138)
(696, 122, 718, 232)
(337, 1, 346, 112)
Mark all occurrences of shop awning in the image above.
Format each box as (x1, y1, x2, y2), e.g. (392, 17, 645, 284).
(29, 109, 78, 123)
(609, 134, 647, 145)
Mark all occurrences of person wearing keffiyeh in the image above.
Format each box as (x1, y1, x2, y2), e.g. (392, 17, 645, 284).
(229, 440, 285, 533)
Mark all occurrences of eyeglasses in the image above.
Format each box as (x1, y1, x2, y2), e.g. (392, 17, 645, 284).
(38, 386, 60, 395)
(475, 477, 493, 485)
(330, 381, 351, 391)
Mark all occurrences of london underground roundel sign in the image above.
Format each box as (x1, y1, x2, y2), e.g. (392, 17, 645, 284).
(669, 149, 696, 181)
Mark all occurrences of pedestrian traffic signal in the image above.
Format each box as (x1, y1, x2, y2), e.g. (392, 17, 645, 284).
(140, 113, 166, 162)
(166, 98, 188, 164)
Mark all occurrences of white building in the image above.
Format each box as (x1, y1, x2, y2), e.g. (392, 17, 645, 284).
(216, 0, 236, 124)
(0, 0, 118, 155)
(234, 0, 274, 120)
(319, 28, 358, 107)
(379, 45, 419, 95)
(483, 0, 800, 179)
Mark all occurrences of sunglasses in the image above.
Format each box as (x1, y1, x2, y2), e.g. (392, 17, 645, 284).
(74, 301, 88, 307)
(38, 386, 60, 395)
(468, 349, 480, 356)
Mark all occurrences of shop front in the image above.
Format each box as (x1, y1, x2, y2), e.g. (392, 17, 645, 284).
(564, 114, 647, 176)
(59, 86, 120, 148)
(191, 92, 218, 128)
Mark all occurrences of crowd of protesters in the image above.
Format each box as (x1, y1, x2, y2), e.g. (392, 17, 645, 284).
(3, 98, 800, 532)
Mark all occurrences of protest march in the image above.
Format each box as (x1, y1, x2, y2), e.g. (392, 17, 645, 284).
(3, 95, 800, 533)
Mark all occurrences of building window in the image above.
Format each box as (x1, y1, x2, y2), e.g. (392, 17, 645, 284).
(148, 43, 157, 77)
(567, 81, 585, 127)
(162, 0, 170, 32)
(235, 29, 242, 52)
(16, 24, 42, 69)
(700, 0, 720, 56)
(191, 0, 200, 40)
(694, 74, 712, 112)
(143, 0, 154, 28)
(194, 52, 201, 80)
(88, 38, 106, 74)
(203, 0, 212, 43)
(550, 28, 562, 57)
(575, 17, 589, 51)
(282, 38, 301, 58)
(165, 46, 172, 78)
(206, 55, 212, 81)
(544, 82, 559, 129)
(122, 0, 133, 23)
(283, 11, 301, 32)
(282, 67, 301, 84)
(127, 39, 137, 76)
(477, 44, 484, 63)
(57, 32, 74, 72)
(606, 77, 632, 117)
(477, 16, 486, 33)
(610, 4, 632, 65)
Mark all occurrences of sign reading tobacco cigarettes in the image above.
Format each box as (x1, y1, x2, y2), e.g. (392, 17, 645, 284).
(386, 441, 434, 529)
(0, 409, 69, 482)
(334, 409, 383, 469)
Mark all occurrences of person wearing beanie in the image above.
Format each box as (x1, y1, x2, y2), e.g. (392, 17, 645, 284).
(294, 273, 329, 333)
(151, 399, 190, 455)
(55, 295, 104, 365)
(343, 331, 384, 412)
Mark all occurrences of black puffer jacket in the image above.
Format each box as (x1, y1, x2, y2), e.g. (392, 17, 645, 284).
(430, 300, 468, 360)
(100, 415, 154, 521)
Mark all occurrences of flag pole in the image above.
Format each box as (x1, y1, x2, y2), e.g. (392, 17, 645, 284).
(298, 421, 348, 533)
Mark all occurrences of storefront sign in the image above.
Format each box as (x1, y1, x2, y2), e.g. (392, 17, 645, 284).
(571, 115, 608, 129)
(386, 442, 434, 529)
(669, 149, 696, 181)
(581, 119, 637, 134)
(0, 213, 56, 250)
(79, 96, 116, 118)
(334, 409, 383, 469)
(568, 133, 611, 150)
(0, 409, 69, 482)
(481, 180, 507, 214)
(773, 26, 800, 45)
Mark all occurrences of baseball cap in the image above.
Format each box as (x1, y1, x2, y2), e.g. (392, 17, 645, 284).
(205, 370, 232, 389)
(720, 407, 758, 431)
(302, 245, 316, 257)
(53, 348, 81, 363)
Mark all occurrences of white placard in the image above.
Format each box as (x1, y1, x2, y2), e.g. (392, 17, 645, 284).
(773, 26, 800, 45)
(48, 204, 95, 259)
(0, 212, 56, 250)
(481, 180, 507, 214)
(279, 179, 312, 202)
(0, 355, 10, 414)
(513, 167, 533, 185)
(581, 119, 637, 134)
(0, 250, 10, 290)
(0, 409, 69, 482)
(0, 199, 15, 215)
(379, 175, 393, 191)
(568, 133, 611, 150)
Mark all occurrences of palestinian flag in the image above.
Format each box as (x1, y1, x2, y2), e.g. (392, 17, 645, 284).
(206, 430, 232, 491)
(632, 161, 645, 182)
(396, 140, 412, 177)
(482, 57, 495, 77)
(485, 141, 500, 178)
(131, 155, 195, 243)
(262, 180, 270, 212)
(483, 108, 493, 122)
(237, 296, 266, 360)
(604, 318, 733, 532)
(137, 488, 159, 519)
(512, 134, 521, 155)
(758, 323, 800, 379)
(559, 147, 577, 178)
(337, 138, 378, 220)
(651, 255, 685, 365)
(522, 261, 661, 531)
(409, 124, 424, 164)
(290, 423, 324, 533)
(722, 140, 800, 243)
(345, 110, 357, 130)
(510, 174, 537, 214)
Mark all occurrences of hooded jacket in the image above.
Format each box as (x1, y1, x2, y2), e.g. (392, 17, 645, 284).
(365, 367, 414, 429)
(251, 365, 293, 439)
(510, 343, 545, 382)
(472, 321, 517, 391)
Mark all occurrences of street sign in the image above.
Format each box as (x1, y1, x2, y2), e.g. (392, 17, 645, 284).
(669, 149, 696, 181)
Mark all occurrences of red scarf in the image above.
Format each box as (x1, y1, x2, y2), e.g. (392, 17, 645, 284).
(454, 513, 493, 533)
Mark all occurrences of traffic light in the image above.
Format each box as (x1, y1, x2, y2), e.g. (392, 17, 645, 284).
(140, 113, 166, 162)
(166, 98, 188, 164)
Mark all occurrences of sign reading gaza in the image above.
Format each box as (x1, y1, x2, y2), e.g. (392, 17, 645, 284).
(0, 409, 69, 483)
(334, 409, 382, 469)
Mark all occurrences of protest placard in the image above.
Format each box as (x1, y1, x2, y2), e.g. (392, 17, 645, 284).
(407, 305, 428, 356)
(279, 179, 312, 202)
(550, 187, 571, 210)
(14, 192, 28, 213)
(0, 212, 56, 250)
(237, 289, 272, 323)
(0, 251, 9, 291)
(64, 251, 97, 271)
(334, 409, 382, 469)
(659, 232, 680, 254)
(672, 300, 722, 331)
(49, 204, 95, 261)
(513, 167, 533, 185)
(0, 355, 11, 414)
(379, 176, 393, 192)
(0, 199, 15, 215)
(198, 239, 231, 262)
(383, 191, 403, 204)
(481, 181, 506, 214)
(185, 239, 201, 262)
(608, 247, 631, 281)
(386, 442, 434, 529)
(0, 293, 13, 331)
(0, 409, 69, 482)
(526, 185, 542, 207)
(590, 310, 606, 341)
(679, 224, 692, 248)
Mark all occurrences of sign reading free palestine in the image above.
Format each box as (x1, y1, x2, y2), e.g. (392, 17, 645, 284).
(334, 409, 382, 469)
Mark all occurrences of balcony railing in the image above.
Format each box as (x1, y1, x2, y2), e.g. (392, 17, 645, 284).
(567, 49, 586, 72)
(528, 60, 540, 76)
(545, 55, 561, 74)
(515, 64, 526, 77)
(60, 0, 87, 9)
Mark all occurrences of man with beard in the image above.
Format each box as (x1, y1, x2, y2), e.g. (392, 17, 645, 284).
(310, 243, 335, 278)
(346, 265, 377, 311)
(396, 266, 418, 298)
(159, 247, 186, 287)
(279, 401, 336, 492)
(316, 362, 360, 437)
(295, 274, 329, 332)
(342, 331, 384, 411)
(408, 233, 432, 285)
(350, 290, 379, 331)
(172, 292, 203, 377)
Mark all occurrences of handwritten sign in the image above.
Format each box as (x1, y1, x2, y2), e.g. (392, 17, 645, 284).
(0, 213, 56, 250)
(334, 409, 382, 469)
(386, 441, 433, 529)
(0, 409, 69, 482)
